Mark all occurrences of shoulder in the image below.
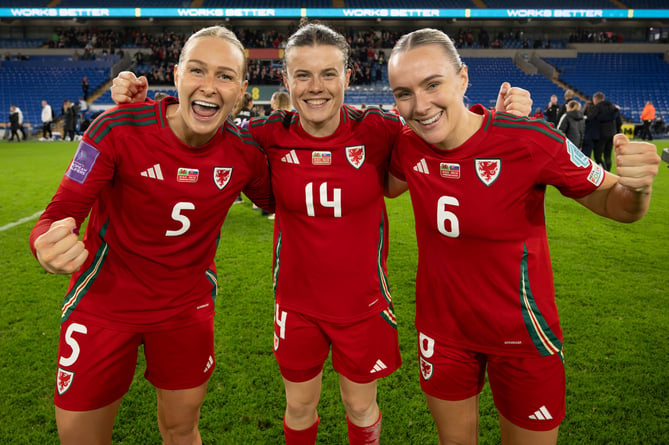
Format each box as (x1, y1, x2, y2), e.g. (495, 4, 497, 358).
(222, 119, 264, 155)
(491, 111, 566, 144)
(84, 101, 160, 144)
(346, 105, 403, 126)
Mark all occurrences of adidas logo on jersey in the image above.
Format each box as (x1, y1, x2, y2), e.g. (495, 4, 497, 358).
(370, 359, 387, 374)
(281, 150, 300, 164)
(413, 158, 429, 174)
(529, 405, 553, 421)
(140, 163, 164, 180)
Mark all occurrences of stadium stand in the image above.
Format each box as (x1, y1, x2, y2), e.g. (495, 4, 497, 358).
(544, 52, 669, 122)
(0, 55, 119, 131)
(1, 9, 668, 137)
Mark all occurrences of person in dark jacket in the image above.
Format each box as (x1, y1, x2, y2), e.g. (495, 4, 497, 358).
(587, 91, 622, 171)
(63, 99, 77, 141)
(558, 100, 585, 149)
(582, 100, 598, 159)
(543, 94, 560, 127)
(8, 104, 21, 141)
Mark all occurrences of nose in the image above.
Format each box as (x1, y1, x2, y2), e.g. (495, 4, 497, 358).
(200, 74, 216, 94)
(413, 90, 431, 116)
(308, 75, 324, 93)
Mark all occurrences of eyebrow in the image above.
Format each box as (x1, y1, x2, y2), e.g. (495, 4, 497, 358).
(187, 59, 238, 73)
(391, 74, 443, 94)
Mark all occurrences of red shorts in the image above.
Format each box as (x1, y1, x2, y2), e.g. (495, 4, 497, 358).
(273, 304, 402, 383)
(417, 331, 565, 431)
(54, 314, 215, 411)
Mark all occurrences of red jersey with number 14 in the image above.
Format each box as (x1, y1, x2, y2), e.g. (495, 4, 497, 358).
(250, 106, 403, 323)
(30, 98, 272, 331)
(390, 106, 606, 357)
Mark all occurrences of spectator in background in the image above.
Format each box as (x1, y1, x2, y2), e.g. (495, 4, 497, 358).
(8, 105, 21, 141)
(78, 97, 89, 122)
(588, 91, 622, 171)
(543, 94, 560, 127)
(232, 91, 255, 130)
(15, 105, 27, 140)
(81, 76, 89, 100)
(558, 100, 585, 150)
(261, 90, 292, 220)
(270, 90, 291, 112)
(557, 89, 574, 122)
(63, 100, 77, 141)
(582, 101, 598, 159)
(41, 100, 54, 140)
(639, 100, 655, 141)
(533, 107, 544, 120)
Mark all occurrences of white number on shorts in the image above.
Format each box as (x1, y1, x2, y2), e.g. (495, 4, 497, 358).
(59, 323, 87, 367)
(275, 304, 288, 339)
(305, 182, 342, 217)
(437, 196, 460, 238)
(419, 332, 435, 359)
(166, 202, 195, 236)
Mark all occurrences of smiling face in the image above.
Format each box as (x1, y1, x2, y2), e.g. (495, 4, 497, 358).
(389, 43, 471, 150)
(171, 35, 247, 146)
(283, 43, 350, 138)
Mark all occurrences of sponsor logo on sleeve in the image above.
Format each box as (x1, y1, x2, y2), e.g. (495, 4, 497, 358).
(65, 141, 100, 184)
(587, 163, 604, 186)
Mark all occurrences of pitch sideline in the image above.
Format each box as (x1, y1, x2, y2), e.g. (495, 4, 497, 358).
(0, 211, 44, 232)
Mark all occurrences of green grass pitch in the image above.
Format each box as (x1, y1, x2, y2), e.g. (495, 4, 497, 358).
(0, 139, 667, 444)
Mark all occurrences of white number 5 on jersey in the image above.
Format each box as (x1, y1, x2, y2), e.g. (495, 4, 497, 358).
(166, 202, 195, 236)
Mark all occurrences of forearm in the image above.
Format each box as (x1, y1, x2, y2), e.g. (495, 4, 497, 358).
(604, 183, 652, 223)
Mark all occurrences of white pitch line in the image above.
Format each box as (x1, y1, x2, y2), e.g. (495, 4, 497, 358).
(0, 211, 44, 232)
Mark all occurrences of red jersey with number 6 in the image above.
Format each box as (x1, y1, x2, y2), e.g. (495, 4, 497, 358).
(390, 106, 606, 357)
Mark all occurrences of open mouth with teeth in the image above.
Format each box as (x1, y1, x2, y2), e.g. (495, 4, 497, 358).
(418, 111, 443, 126)
(192, 100, 220, 118)
(305, 99, 327, 106)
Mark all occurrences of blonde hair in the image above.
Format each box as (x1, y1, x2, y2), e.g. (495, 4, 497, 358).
(566, 100, 581, 111)
(179, 26, 247, 80)
(390, 28, 463, 74)
(271, 91, 291, 111)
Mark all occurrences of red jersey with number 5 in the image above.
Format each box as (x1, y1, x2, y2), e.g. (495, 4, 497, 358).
(29, 98, 272, 331)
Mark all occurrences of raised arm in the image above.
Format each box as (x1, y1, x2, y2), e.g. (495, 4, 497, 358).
(110, 71, 149, 104)
(495, 82, 533, 117)
(576, 134, 660, 222)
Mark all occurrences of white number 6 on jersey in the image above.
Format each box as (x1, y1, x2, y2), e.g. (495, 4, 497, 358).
(166, 202, 195, 236)
(437, 196, 460, 238)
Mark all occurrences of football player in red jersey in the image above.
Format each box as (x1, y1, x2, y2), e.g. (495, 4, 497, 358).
(385, 28, 659, 445)
(30, 26, 272, 445)
(110, 22, 533, 445)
